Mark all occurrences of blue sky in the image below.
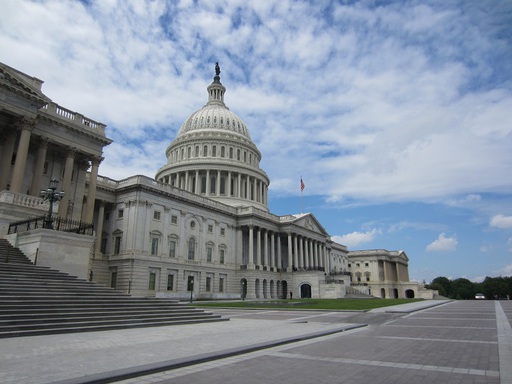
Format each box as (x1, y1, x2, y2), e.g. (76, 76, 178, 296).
(1, 0, 511, 283)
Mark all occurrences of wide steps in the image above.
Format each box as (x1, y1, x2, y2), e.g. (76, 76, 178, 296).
(0, 240, 227, 337)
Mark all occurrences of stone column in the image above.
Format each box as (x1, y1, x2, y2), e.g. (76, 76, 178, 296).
(194, 170, 199, 193)
(256, 227, 261, 267)
(263, 229, 269, 268)
(0, 129, 17, 190)
(277, 233, 282, 269)
(94, 201, 105, 257)
(304, 239, 311, 268)
(297, 236, 305, 268)
(216, 170, 221, 195)
(288, 233, 293, 272)
(237, 173, 241, 198)
(293, 235, 299, 269)
(57, 147, 76, 218)
(185, 171, 189, 191)
(237, 227, 243, 265)
(270, 232, 275, 269)
(10, 117, 36, 193)
(205, 170, 210, 196)
(84, 157, 101, 223)
(248, 226, 254, 268)
(228, 171, 232, 196)
(312, 240, 316, 268)
(29, 137, 49, 196)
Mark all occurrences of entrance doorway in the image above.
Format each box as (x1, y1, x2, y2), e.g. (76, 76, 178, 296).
(405, 289, 415, 298)
(300, 283, 312, 298)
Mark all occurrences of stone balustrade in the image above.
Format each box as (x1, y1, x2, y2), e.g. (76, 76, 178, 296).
(40, 101, 106, 136)
(0, 191, 48, 211)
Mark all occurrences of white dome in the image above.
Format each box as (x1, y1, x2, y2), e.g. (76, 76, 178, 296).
(177, 104, 251, 140)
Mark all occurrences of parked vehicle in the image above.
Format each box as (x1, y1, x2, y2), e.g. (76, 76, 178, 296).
(475, 293, 485, 300)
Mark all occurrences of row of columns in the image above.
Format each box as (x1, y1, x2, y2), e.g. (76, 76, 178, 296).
(0, 117, 101, 223)
(163, 170, 268, 206)
(239, 226, 328, 272)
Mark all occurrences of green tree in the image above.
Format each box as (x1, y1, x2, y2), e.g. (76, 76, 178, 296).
(430, 276, 451, 298)
(451, 278, 476, 300)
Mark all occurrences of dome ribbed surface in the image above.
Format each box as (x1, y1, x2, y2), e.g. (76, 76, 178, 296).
(177, 104, 251, 139)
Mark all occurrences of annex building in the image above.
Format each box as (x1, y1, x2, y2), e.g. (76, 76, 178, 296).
(0, 62, 434, 300)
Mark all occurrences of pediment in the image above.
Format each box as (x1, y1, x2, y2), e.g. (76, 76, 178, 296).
(290, 213, 329, 236)
(0, 62, 50, 107)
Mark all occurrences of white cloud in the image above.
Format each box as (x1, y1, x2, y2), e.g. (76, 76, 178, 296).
(332, 229, 381, 249)
(426, 233, 458, 252)
(490, 215, 512, 229)
(497, 263, 512, 276)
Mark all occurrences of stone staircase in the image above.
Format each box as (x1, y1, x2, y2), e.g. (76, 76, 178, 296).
(0, 239, 227, 338)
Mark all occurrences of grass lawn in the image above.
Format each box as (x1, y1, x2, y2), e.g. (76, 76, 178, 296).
(193, 298, 423, 311)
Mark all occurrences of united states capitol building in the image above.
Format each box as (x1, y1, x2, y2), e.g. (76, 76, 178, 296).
(0, 62, 434, 300)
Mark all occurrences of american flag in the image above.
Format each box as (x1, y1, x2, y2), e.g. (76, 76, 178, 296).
(300, 178, 305, 192)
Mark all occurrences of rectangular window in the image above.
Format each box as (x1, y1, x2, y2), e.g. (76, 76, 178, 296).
(220, 228, 225, 236)
(153, 211, 161, 220)
(151, 238, 159, 255)
(114, 236, 121, 255)
(43, 161, 49, 175)
(171, 215, 177, 224)
(117, 209, 124, 219)
(149, 272, 156, 290)
(219, 277, 224, 293)
(105, 212, 110, 221)
(169, 240, 176, 258)
(207, 247, 213, 263)
(167, 274, 174, 291)
(208, 224, 213, 233)
(365, 263, 369, 267)
(206, 276, 212, 292)
(219, 249, 225, 264)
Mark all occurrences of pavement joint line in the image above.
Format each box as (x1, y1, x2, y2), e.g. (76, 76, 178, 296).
(268, 351, 500, 377)
(377, 336, 498, 344)
(385, 324, 497, 329)
(50, 323, 368, 384)
(495, 301, 512, 384)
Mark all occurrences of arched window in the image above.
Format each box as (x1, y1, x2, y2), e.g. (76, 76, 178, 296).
(221, 146, 225, 157)
(210, 175, 216, 194)
(188, 237, 195, 260)
(212, 146, 217, 157)
(220, 176, 226, 195)
(237, 149, 240, 160)
(229, 148, 233, 159)
(244, 151, 247, 162)
(187, 147, 191, 158)
(195, 146, 199, 157)
(201, 175, 206, 194)
(203, 145, 208, 157)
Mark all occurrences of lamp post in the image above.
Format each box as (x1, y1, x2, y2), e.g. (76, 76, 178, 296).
(40, 179, 65, 229)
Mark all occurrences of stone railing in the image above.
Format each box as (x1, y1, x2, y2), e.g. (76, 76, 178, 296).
(0, 191, 48, 211)
(40, 101, 106, 136)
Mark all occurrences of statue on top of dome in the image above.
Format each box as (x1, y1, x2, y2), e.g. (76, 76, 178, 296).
(215, 62, 221, 76)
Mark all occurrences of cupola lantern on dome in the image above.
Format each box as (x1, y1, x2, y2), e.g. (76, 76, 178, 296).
(207, 62, 225, 105)
(155, 63, 270, 211)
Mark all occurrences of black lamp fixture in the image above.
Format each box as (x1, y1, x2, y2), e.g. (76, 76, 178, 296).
(40, 179, 65, 229)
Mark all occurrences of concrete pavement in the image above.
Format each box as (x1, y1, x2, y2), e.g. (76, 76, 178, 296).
(1, 299, 510, 384)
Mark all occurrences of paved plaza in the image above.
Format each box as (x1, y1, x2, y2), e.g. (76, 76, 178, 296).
(1, 300, 511, 384)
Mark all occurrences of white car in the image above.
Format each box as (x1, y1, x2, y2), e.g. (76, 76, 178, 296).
(475, 293, 485, 300)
